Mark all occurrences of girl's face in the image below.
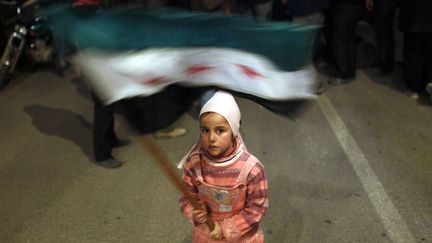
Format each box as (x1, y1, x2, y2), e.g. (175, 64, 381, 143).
(199, 112, 235, 159)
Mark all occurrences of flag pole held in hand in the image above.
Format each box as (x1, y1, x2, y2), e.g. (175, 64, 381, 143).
(139, 135, 215, 231)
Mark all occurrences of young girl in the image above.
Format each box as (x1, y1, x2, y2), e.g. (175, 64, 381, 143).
(178, 91, 269, 242)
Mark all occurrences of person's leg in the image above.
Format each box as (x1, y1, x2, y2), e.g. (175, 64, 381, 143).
(92, 93, 123, 168)
(322, 6, 333, 54)
(403, 32, 425, 98)
(425, 33, 432, 88)
(423, 33, 432, 102)
(331, 4, 365, 81)
(375, 0, 397, 74)
(0, 20, 7, 54)
(427, 83, 432, 102)
(371, 2, 383, 67)
(52, 30, 68, 77)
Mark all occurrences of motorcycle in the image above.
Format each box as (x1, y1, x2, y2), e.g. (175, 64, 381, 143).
(0, 0, 54, 88)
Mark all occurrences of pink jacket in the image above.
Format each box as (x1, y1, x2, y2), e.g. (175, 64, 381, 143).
(179, 136, 268, 242)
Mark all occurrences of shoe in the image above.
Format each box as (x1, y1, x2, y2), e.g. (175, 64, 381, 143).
(96, 157, 123, 169)
(154, 127, 187, 139)
(405, 90, 419, 100)
(426, 83, 432, 102)
(112, 139, 131, 148)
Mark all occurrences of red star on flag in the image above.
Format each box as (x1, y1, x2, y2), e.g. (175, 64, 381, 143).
(136, 76, 165, 85)
(235, 64, 264, 79)
(185, 65, 214, 75)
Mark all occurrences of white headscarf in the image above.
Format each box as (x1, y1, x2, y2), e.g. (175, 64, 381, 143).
(199, 91, 241, 137)
(177, 91, 243, 169)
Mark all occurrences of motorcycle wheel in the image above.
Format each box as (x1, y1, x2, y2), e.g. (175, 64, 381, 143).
(0, 41, 20, 88)
(0, 64, 11, 88)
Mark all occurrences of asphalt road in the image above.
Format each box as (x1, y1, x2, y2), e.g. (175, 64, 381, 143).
(0, 60, 431, 243)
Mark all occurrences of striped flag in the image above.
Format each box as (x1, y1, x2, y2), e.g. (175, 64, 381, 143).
(75, 48, 316, 104)
(45, 5, 319, 118)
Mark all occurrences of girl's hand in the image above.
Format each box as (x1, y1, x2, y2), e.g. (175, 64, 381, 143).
(192, 208, 207, 224)
(209, 221, 223, 240)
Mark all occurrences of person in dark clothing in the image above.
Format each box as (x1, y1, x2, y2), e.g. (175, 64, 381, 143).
(92, 94, 130, 168)
(369, 0, 399, 75)
(328, 0, 367, 84)
(0, 19, 6, 55)
(71, 0, 130, 168)
(399, 0, 432, 100)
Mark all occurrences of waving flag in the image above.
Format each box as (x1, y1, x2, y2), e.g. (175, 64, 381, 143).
(44, 6, 320, 125)
(76, 48, 316, 104)
(47, 6, 319, 68)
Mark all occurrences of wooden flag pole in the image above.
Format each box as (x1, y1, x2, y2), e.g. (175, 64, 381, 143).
(139, 135, 215, 231)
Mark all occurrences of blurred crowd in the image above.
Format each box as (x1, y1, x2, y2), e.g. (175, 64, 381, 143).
(265, 0, 431, 104)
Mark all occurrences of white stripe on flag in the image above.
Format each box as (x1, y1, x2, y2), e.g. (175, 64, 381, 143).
(73, 48, 317, 104)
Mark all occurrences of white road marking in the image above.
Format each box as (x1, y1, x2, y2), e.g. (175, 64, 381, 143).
(318, 94, 416, 243)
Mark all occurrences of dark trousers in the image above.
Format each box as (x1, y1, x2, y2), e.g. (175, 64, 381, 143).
(373, 0, 398, 71)
(403, 33, 432, 93)
(92, 93, 118, 161)
(331, 4, 365, 78)
(0, 21, 6, 54)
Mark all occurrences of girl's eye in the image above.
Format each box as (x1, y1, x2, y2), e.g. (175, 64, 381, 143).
(201, 128, 209, 133)
(216, 128, 225, 134)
